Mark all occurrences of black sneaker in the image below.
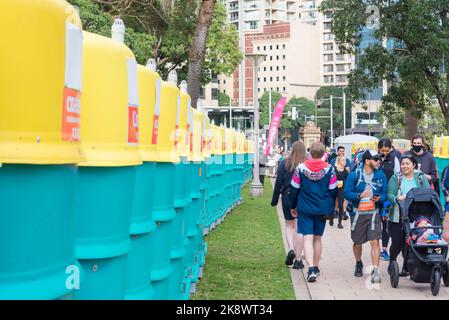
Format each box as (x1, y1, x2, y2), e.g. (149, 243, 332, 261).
(354, 261, 363, 277)
(307, 267, 317, 282)
(293, 259, 304, 269)
(329, 219, 334, 226)
(285, 249, 296, 266)
(338, 223, 343, 229)
(343, 214, 349, 221)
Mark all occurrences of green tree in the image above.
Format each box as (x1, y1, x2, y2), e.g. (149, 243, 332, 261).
(218, 92, 231, 106)
(92, 0, 242, 107)
(284, 97, 316, 129)
(315, 86, 352, 136)
(320, 0, 449, 137)
(258, 92, 316, 129)
(69, 0, 156, 65)
(259, 91, 282, 128)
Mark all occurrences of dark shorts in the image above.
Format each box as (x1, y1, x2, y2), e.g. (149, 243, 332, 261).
(350, 212, 382, 245)
(297, 213, 326, 236)
(281, 195, 294, 220)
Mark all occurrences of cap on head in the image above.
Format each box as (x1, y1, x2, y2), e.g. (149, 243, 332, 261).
(362, 149, 379, 161)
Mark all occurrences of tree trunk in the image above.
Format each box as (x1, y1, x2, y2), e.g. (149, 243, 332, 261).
(187, 0, 216, 108)
(404, 106, 418, 140)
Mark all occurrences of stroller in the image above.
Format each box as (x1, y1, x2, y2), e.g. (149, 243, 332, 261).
(389, 188, 449, 296)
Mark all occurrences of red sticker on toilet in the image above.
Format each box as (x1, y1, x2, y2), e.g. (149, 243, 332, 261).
(128, 105, 139, 144)
(61, 87, 81, 142)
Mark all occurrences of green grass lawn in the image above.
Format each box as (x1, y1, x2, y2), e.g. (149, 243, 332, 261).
(192, 179, 295, 300)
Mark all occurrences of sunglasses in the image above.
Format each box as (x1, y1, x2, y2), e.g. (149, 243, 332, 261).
(372, 156, 382, 162)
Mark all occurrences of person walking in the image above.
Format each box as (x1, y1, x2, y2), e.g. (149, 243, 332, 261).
(377, 138, 401, 261)
(330, 146, 351, 170)
(271, 141, 307, 269)
(290, 142, 338, 282)
(404, 134, 438, 190)
(330, 156, 349, 229)
(259, 147, 268, 185)
(344, 149, 387, 283)
(386, 154, 429, 281)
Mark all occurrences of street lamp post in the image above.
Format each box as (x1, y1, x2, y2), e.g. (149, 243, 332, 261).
(246, 53, 266, 197)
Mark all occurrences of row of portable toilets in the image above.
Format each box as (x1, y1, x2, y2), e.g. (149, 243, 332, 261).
(0, 0, 254, 300)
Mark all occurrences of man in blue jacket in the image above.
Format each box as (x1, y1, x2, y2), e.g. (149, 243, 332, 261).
(344, 149, 387, 284)
(290, 142, 338, 282)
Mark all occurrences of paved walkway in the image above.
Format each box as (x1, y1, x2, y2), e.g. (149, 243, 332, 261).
(271, 178, 449, 300)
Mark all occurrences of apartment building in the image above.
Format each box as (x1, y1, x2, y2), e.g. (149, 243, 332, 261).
(223, 0, 298, 33)
(297, 0, 353, 87)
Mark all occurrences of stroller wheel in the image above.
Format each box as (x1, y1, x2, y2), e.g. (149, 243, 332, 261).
(389, 261, 399, 288)
(443, 263, 449, 288)
(431, 268, 441, 296)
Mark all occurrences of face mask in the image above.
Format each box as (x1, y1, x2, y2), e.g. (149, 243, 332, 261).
(412, 145, 423, 153)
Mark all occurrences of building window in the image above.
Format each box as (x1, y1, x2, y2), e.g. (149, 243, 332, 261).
(276, 76, 279, 81)
(264, 46, 266, 50)
(276, 44, 279, 50)
(223, 89, 226, 94)
(283, 87, 286, 92)
(257, 46, 260, 51)
(283, 76, 286, 81)
(324, 22, 332, 30)
(324, 65, 334, 73)
(323, 11, 333, 19)
(276, 87, 280, 92)
(324, 54, 334, 62)
(336, 75, 347, 83)
(324, 43, 333, 52)
(258, 88, 260, 92)
(324, 75, 334, 84)
(200, 87, 206, 99)
(283, 44, 286, 49)
(264, 77, 267, 82)
(276, 66, 279, 71)
(270, 77, 273, 81)
(270, 56, 273, 61)
(336, 53, 345, 61)
(211, 88, 218, 100)
(323, 33, 333, 41)
(270, 66, 273, 71)
(282, 55, 286, 60)
(336, 64, 346, 72)
(217, 79, 220, 84)
(223, 79, 226, 84)
(270, 45, 273, 50)
(283, 66, 286, 70)
(276, 55, 279, 60)
(264, 67, 266, 71)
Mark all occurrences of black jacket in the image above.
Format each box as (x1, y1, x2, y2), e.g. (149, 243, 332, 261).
(379, 152, 399, 182)
(271, 160, 293, 206)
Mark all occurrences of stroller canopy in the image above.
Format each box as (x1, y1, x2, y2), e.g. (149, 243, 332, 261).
(400, 188, 445, 225)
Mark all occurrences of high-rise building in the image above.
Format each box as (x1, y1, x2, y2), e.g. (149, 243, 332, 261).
(223, 0, 299, 33)
(297, 0, 353, 87)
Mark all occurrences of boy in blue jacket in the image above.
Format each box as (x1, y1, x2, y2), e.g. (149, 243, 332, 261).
(344, 149, 387, 284)
(290, 142, 338, 282)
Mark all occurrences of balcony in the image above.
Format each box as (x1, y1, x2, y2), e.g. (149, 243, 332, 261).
(244, 2, 259, 10)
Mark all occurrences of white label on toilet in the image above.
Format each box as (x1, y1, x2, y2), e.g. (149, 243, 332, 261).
(65, 22, 83, 91)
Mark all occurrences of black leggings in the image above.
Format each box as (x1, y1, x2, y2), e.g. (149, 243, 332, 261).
(333, 188, 345, 223)
(388, 221, 406, 261)
(382, 219, 389, 248)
